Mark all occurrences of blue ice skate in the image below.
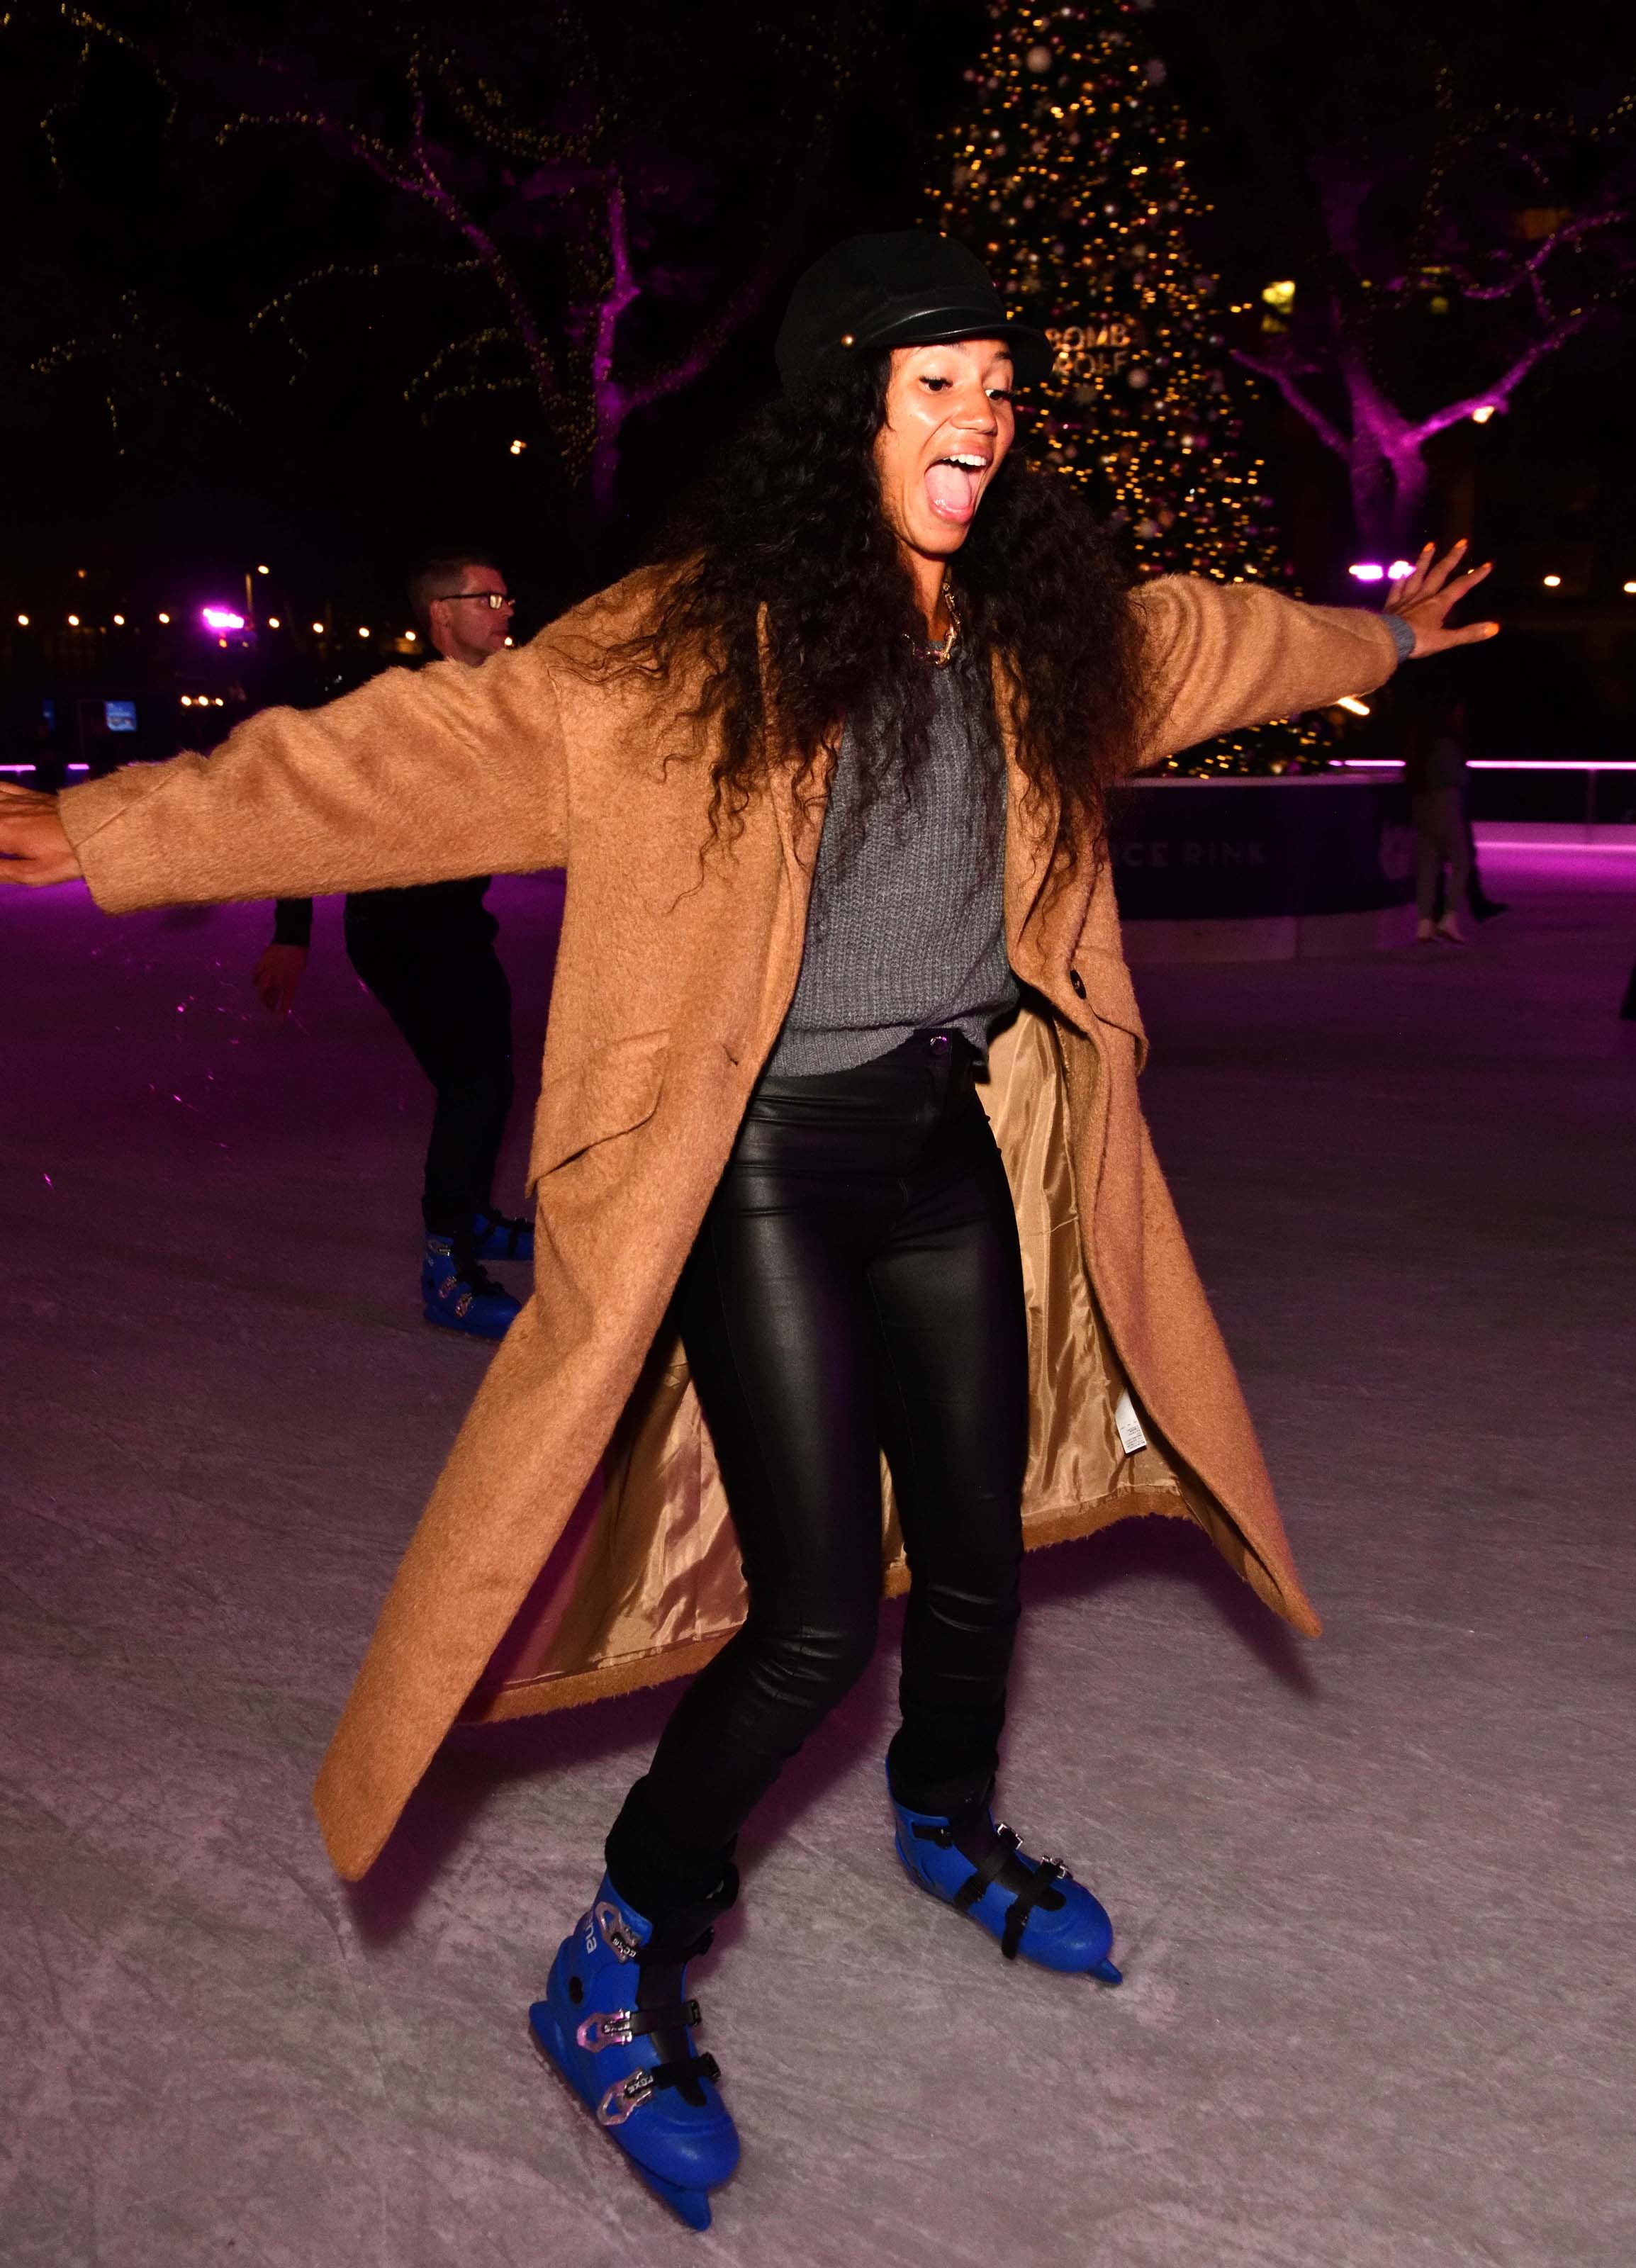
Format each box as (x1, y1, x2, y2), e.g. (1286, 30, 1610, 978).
(530, 1871, 739, 2232)
(469, 1207, 534, 1264)
(890, 1775, 1122, 1982)
(420, 1236, 520, 1339)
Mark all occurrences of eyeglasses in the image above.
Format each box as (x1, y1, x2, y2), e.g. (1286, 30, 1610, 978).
(430, 590, 515, 610)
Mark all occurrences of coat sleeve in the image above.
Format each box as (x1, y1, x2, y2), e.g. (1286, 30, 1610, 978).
(1130, 576, 1401, 769)
(56, 639, 570, 916)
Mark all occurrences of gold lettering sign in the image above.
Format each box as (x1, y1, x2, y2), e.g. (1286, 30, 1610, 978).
(1045, 318, 1142, 386)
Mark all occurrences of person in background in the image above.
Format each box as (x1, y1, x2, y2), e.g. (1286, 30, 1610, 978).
(1462, 805, 1508, 924)
(252, 554, 533, 1337)
(1404, 687, 1473, 945)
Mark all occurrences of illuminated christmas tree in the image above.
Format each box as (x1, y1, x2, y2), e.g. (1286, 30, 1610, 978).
(937, 0, 1323, 769)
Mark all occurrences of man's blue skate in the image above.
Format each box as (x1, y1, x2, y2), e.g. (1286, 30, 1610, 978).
(890, 1774, 1123, 1981)
(530, 1871, 739, 2231)
(469, 1207, 534, 1264)
(420, 1235, 520, 1338)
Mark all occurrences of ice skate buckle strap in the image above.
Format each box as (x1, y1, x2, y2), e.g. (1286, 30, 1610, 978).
(576, 2000, 701, 2052)
(996, 1855, 1068, 1961)
(593, 1900, 641, 1961)
(944, 1822, 1021, 1915)
(916, 1818, 1066, 1962)
(595, 2054, 722, 2127)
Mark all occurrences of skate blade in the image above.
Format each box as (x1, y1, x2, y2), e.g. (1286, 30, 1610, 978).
(639, 2167, 711, 2230)
(527, 2006, 714, 2234)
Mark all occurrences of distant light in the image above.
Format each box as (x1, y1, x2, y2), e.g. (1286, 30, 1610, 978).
(1386, 560, 1413, 580)
(112, 612, 125, 626)
(1542, 575, 1562, 589)
(1471, 405, 1496, 425)
(75, 568, 86, 580)
(357, 625, 370, 639)
(1624, 581, 1636, 596)
(256, 563, 270, 576)
(1348, 563, 1386, 583)
(509, 438, 527, 455)
(267, 615, 281, 629)
(214, 697, 225, 708)
(157, 611, 171, 624)
(404, 629, 416, 640)
(16, 613, 28, 627)
(1336, 695, 1371, 717)
(202, 605, 245, 631)
(180, 695, 192, 707)
(67, 613, 80, 627)
(1261, 279, 1296, 311)
(310, 621, 324, 634)
(504, 635, 515, 646)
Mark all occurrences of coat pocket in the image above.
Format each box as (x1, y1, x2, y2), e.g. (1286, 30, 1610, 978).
(528, 1028, 670, 1189)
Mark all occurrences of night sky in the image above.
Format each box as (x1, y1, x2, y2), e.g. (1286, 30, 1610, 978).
(4, 0, 1635, 680)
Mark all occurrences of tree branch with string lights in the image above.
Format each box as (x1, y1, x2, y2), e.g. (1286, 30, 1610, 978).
(1197, 15, 1636, 558)
(204, 16, 844, 517)
(5, 2, 857, 520)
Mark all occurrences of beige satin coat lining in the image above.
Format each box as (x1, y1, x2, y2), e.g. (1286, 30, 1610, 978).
(466, 1001, 1216, 1724)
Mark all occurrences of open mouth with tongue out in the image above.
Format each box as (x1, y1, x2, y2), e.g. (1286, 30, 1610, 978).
(924, 451, 991, 526)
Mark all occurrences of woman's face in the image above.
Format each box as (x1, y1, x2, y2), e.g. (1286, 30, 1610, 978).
(873, 339, 1016, 564)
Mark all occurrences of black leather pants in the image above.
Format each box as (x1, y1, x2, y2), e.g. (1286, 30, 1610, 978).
(607, 1031, 1029, 1919)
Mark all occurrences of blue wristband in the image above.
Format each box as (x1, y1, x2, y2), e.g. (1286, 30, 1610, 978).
(1383, 612, 1417, 663)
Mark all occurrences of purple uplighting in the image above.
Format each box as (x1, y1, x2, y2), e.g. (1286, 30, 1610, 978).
(1340, 758, 1636, 773)
(201, 606, 246, 633)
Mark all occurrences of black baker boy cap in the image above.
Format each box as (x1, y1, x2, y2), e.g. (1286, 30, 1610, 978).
(775, 229, 1054, 393)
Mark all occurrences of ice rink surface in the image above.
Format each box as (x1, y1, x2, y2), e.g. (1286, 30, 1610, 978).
(2, 846, 1632, 2267)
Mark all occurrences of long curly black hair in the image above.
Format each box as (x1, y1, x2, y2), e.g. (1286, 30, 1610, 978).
(603, 347, 1143, 876)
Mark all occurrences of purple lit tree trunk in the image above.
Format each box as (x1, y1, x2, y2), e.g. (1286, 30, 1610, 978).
(1228, 137, 1627, 558)
(1238, 300, 1594, 556)
(583, 169, 789, 524)
(223, 85, 785, 517)
(15, 6, 856, 517)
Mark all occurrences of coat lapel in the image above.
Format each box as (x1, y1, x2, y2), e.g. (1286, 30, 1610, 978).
(753, 609, 831, 1050)
(993, 651, 1092, 998)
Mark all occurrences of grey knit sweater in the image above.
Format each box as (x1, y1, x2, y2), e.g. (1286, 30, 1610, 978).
(766, 658, 1017, 1077)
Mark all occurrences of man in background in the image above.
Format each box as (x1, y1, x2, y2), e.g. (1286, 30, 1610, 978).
(252, 554, 532, 1338)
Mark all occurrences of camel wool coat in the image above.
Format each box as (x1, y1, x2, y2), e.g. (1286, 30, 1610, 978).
(57, 569, 1400, 1881)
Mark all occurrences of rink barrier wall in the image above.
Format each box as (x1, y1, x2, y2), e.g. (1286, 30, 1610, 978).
(1109, 775, 1417, 963)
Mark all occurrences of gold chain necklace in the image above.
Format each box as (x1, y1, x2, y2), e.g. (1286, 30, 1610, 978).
(923, 581, 960, 668)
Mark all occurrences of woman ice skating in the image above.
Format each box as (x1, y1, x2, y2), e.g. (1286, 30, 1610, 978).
(0, 232, 1497, 2230)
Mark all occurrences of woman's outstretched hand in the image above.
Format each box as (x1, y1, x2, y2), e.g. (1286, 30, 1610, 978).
(1384, 540, 1500, 658)
(0, 782, 82, 886)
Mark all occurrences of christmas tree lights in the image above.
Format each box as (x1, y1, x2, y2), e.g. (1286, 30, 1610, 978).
(936, 1, 1326, 771)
